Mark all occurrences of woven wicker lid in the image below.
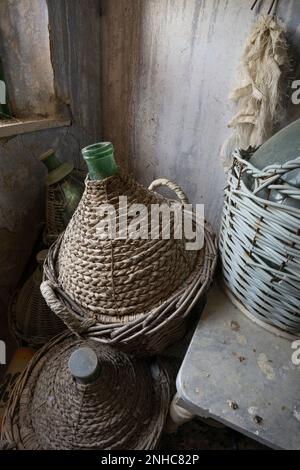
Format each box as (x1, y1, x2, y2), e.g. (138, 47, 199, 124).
(2, 334, 170, 450)
(54, 170, 198, 321)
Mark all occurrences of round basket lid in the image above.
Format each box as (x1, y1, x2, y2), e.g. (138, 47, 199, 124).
(2, 334, 170, 450)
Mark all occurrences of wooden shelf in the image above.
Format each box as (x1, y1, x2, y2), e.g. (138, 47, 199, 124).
(0, 117, 71, 138)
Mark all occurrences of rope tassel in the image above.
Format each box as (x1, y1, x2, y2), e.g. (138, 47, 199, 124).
(221, 15, 291, 170)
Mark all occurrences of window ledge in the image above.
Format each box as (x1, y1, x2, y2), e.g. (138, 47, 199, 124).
(0, 117, 71, 138)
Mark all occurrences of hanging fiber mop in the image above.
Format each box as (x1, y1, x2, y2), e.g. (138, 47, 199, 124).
(221, 1, 291, 170)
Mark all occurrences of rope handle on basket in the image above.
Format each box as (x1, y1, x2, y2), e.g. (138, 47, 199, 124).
(148, 178, 189, 204)
(40, 281, 96, 335)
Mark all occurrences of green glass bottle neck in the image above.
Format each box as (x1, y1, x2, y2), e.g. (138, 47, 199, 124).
(40, 149, 74, 185)
(82, 142, 118, 181)
(40, 150, 61, 172)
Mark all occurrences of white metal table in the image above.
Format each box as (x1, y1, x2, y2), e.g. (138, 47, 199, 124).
(171, 283, 300, 450)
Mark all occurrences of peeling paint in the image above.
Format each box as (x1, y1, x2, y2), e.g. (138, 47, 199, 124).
(257, 353, 276, 381)
(293, 407, 300, 422)
(237, 334, 247, 346)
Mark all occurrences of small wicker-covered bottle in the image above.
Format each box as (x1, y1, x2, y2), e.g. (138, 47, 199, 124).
(40, 149, 85, 246)
(9, 250, 66, 348)
(1, 333, 170, 450)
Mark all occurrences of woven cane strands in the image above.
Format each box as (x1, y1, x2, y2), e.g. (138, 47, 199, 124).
(57, 171, 197, 317)
(220, 150, 300, 336)
(9, 282, 66, 348)
(41, 170, 217, 354)
(44, 183, 68, 245)
(44, 168, 86, 246)
(1, 333, 170, 450)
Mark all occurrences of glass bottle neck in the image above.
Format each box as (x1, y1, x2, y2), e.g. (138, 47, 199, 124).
(40, 149, 61, 172)
(40, 149, 74, 185)
(82, 142, 118, 181)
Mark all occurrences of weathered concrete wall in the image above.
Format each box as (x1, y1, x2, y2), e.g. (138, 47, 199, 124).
(101, 0, 300, 232)
(101, 0, 142, 170)
(0, 0, 56, 118)
(1, 0, 300, 316)
(0, 0, 102, 311)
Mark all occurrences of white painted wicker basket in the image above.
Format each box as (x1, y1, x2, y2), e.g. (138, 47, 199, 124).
(220, 149, 300, 338)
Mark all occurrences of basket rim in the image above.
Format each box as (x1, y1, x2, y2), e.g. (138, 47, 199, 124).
(230, 150, 300, 216)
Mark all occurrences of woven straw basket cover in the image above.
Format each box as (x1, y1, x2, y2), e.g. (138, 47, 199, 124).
(41, 170, 217, 354)
(9, 267, 66, 348)
(45, 183, 67, 245)
(1, 333, 170, 450)
(220, 149, 300, 337)
(44, 168, 86, 246)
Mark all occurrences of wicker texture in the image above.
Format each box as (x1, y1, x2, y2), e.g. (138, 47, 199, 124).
(44, 183, 68, 245)
(57, 171, 197, 317)
(1, 333, 170, 450)
(220, 149, 300, 336)
(41, 170, 217, 355)
(9, 270, 66, 348)
(44, 168, 86, 246)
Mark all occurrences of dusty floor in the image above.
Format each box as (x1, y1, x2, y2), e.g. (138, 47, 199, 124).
(161, 420, 266, 450)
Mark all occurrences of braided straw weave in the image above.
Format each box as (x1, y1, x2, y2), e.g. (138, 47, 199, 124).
(44, 183, 68, 245)
(220, 149, 300, 337)
(1, 333, 170, 450)
(9, 279, 66, 348)
(41, 170, 217, 355)
(44, 168, 86, 246)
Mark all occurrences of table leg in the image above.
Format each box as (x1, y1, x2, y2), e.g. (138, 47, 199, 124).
(166, 393, 195, 433)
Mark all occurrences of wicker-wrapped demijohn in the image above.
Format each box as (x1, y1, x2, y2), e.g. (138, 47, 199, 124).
(41, 142, 217, 354)
(9, 250, 66, 348)
(220, 121, 300, 337)
(1, 333, 170, 450)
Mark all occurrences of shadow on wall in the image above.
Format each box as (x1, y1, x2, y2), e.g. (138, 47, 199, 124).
(101, 0, 300, 233)
(0, 0, 57, 310)
(0, 0, 103, 312)
(0, 140, 45, 309)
